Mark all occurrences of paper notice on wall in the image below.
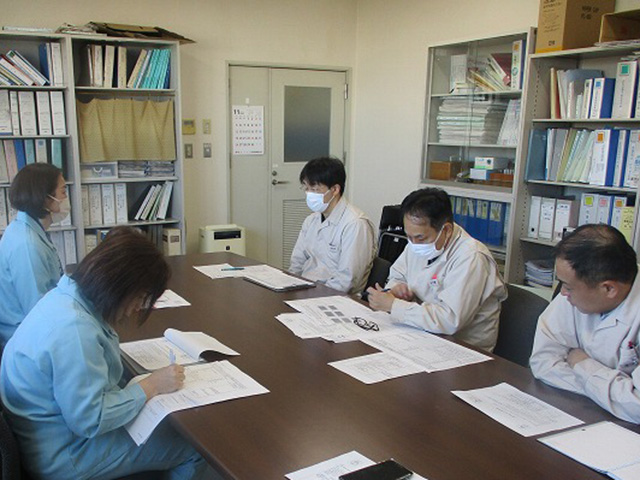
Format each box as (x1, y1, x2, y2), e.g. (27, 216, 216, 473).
(232, 105, 264, 155)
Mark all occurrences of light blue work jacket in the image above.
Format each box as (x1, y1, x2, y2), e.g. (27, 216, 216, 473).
(0, 211, 63, 345)
(0, 276, 147, 479)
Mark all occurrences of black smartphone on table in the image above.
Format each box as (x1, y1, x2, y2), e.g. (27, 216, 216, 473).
(338, 459, 413, 480)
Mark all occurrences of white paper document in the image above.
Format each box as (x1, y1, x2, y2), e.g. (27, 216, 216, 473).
(284, 296, 403, 342)
(539, 421, 640, 479)
(286, 451, 428, 480)
(275, 312, 361, 340)
(242, 264, 314, 291)
(126, 361, 269, 446)
(286, 451, 375, 480)
(194, 263, 246, 280)
(329, 351, 425, 384)
(120, 328, 239, 371)
(363, 330, 491, 372)
(452, 382, 584, 437)
(153, 289, 191, 309)
(194, 263, 314, 291)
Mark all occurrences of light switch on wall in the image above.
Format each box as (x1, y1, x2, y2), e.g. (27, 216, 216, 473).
(184, 143, 193, 159)
(203, 143, 212, 158)
(203, 119, 212, 135)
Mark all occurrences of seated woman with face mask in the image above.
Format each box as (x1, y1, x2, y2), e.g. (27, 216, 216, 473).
(366, 187, 507, 352)
(0, 163, 68, 345)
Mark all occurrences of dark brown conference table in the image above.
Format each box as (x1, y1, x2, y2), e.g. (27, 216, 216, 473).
(117, 252, 640, 480)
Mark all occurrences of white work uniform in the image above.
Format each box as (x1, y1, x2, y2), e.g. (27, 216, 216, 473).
(530, 272, 640, 423)
(289, 197, 376, 294)
(0, 211, 62, 345)
(386, 223, 506, 352)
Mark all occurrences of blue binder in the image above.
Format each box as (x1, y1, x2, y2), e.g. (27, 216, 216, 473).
(475, 200, 490, 243)
(488, 201, 506, 247)
(525, 129, 547, 181)
(603, 128, 620, 186)
(13, 140, 26, 171)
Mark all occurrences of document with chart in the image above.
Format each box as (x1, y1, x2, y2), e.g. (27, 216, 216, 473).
(452, 382, 583, 437)
(126, 361, 269, 445)
(329, 351, 425, 384)
(363, 330, 491, 372)
(283, 295, 404, 342)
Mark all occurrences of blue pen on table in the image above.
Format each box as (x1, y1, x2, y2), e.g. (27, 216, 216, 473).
(221, 267, 245, 271)
(169, 348, 176, 365)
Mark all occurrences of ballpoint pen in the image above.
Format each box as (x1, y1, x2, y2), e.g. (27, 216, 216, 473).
(221, 267, 245, 271)
(169, 348, 176, 365)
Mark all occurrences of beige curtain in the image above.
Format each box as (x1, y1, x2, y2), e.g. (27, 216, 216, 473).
(77, 98, 176, 162)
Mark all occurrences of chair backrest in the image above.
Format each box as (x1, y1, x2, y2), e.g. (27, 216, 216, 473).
(361, 257, 392, 302)
(0, 408, 21, 480)
(494, 284, 550, 367)
(377, 204, 407, 264)
(378, 232, 407, 265)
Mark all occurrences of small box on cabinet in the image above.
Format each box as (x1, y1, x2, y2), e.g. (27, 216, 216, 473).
(599, 9, 640, 43)
(162, 228, 181, 256)
(429, 161, 461, 181)
(535, 0, 614, 53)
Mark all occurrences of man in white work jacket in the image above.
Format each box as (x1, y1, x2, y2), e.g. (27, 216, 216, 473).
(530, 224, 640, 423)
(289, 157, 376, 295)
(367, 187, 506, 352)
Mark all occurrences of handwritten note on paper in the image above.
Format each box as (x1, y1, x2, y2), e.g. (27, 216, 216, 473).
(363, 330, 491, 372)
(452, 382, 583, 437)
(126, 361, 268, 445)
(329, 352, 425, 384)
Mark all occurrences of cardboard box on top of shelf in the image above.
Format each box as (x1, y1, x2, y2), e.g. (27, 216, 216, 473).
(599, 9, 640, 43)
(535, 0, 615, 53)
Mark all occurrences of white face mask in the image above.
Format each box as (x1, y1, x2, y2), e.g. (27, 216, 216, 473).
(409, 227, 444, 260)
(306, 191, 333, 213)
(48, 195, 71, 224)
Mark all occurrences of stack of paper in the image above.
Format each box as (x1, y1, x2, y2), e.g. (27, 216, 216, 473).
(436, 97, 508, 145)
(497, 99, 521, 146)
(525, 259, 554, 288)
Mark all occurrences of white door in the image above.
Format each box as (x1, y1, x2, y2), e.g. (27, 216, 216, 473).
(230, 66, 347, 268)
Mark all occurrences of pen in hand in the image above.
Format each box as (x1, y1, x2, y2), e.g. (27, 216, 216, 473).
(169, 348, 176, 365)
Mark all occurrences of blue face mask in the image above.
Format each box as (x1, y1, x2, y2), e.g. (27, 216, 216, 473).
(409, 227, 444, 260)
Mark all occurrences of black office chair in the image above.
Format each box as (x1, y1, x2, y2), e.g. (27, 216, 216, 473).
(361, 257, 392, 302)
(494, 284, 550, 367)
(0, 407, 21, 480)
(378, 204, 407, 264)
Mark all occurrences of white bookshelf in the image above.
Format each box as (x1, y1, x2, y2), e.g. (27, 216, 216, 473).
(0, 32, 185, 263)
(507, 43, 640, 284)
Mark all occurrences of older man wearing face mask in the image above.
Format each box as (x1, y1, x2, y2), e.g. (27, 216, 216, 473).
(289, 157, 376, 295)
(367, 187, 507, 352)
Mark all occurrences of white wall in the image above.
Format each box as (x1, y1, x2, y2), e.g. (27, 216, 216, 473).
(349, 0, 640, 224)
(6, 0, 640, 249)
(2, 0, 358, 251)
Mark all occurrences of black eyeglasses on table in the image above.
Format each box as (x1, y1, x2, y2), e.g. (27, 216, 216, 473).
(352, 316, 379, 331)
